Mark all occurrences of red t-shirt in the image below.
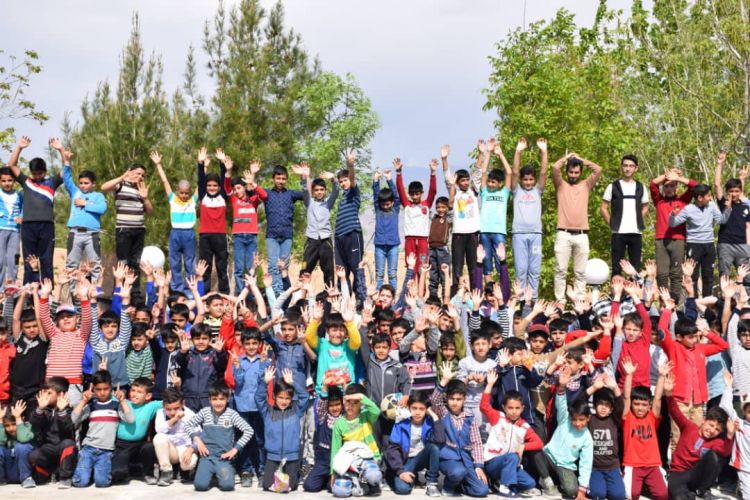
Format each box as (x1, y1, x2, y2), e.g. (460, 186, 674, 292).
(623, 410, 662, 467)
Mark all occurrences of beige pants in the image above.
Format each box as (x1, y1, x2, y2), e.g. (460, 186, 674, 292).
(554, 230, 590, 300)
(670, 399, 704, 451)
(153, 433, 198, 472)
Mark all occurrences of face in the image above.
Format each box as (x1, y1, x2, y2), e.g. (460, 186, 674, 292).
(409, 191, 422, 204)
(41, 388, 59, 407)
(209, 394, 228, 413)
(328, 325, 346, 345)
(491, 333, 503, 348)
(662, 181, 678, 198)
(487, 178, 501, 190)
(177, 185, 192, 202)
(529, 336, 548, 354)
(30, 170, 46, 182)
(571, 413, 590, 431)
(472, 337, 490, 359)
(377, 320, 391, 335)
(446, 392, 465, 415)
(129, 384, 152, 405)
(0, 330, 7, 345)
(409, 401, 427, 424)
(328, 399, 343, 417)
(0, 174, 14, 191)
(280, 323, 297, 343)
(550, 330, 566, 348)
(438, 314, 452, 331)
(700, 419, 723, 440)
(312, 184, 326, 200)
(101, 322, 118, 341)
(379, 200, 394, 211)
(344, 398, 361, 419)
(93, 382, 112, 402)
(728, 186, 743, 202)
(677, 333, 699, 349)
(135, 310, 151, 324)
(373, 341, 390, 360)
(339, 176, 351, 190)
(275, 390, 293, 410)
(192, 334, 211, 351)
(131, 335, 149, 351)
(4, 421, 16, 437)
(623, 321, 642, 343)
(457, 177, 470, 190)
(57, 313, 77, 332)
(206, 180, 220, 196)
(503, 398, 524, 422)
(436, 203, 449, 216)
(391, 327, 406, 346)
(739, 331, 750, 349)
(441, 344, 456, 361)
(595, 400, 613, 418)
(129, 167, 146, 183)
(566, 358, 583, 374)
(164, 338, 178, 352)
(521, 174, 536, 190)
(172, 314, 188, 330)
(163, 400, 184, 419)
(566, 165, 582, 184)
(273, 173, 287, 190)
(621, 159, 638, 179)
(510, 349, 526, 366)
(378, 289, 394, 308)
(21, 320, 39, 339)
(78, 177, 94, 193)
(243, 338, 260, 357)
(208, 299, 224, 318)
(696, 193, 712, 207)
(631, 399, 651, 418)
(411, 334, 426, 353)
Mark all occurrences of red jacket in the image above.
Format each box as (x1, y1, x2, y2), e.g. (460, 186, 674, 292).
(659, 309, 729, 404)
(565, 330, 611, 366)
(667, 397, 732, 472)
(650, 179, 697, 240)
(612, 301, 652, 389)
(0, 341, 16, 400)
(219, 315, 260, 389)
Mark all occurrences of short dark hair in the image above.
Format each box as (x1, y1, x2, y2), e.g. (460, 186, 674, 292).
(569, 399, 591, 418)
(726, 178, 743, 191)
(470, 331, 490, 345)
(391, 318, 411, 333)
(504, 337, 526, 354)
(272, 165, 288, 177)
(273, 380, 294, 398)
(345, 383, 366, 396)
(408, 391, 431, 407)
(128, 163, 146, 172)
(0, 167, 13, 177)
(241, 326, 262, 343)
(378, 284, 396, 298)
(281, 309, 302, 327)
(170, 303, 190, 320)
(528, 328, 549, 341)
(20, 309, 36, 324)
(621, 154, 638, 166)
(43, 376, 69, 394)
(92, 370, 112, 386)
(371, 332, 391, 348)
(439, 333, 457, 349)
(98, 310, 120, 328)
(327, 386, 344, 404)
(566, 348, 585, 363)
(566, 157, 583, 170)
(705, 406, 728, 427)
(206, 294, 223, 306)
(206, 173, 221, 185)
(674, 319, 698, 337)
(455, 169, 470, 182)
(337, 169, 350, 181)
(445, 379, 467, 396)
(738, 319, 750, 336)
(29, 158, 47, 172)
(130, 322, 149, 339)
(519, 165, 536, 178)
(549, 319, 570, 333)
(487, 168, 505, 183)
(131, 377, 154, 393)
(78, 170, 97, 183)
(630, 385, 653, 402)
(435, 196, 450, 207)
(160, 323, 179, 342)
(312, 178, 326, 190)
(326, 312, 345, 330)
(502, 389, 524, 406)
(231, 175, 246, 187)
(408, 181, 423, 194)
(190, 323, 212, 339)
(208, 382, 230, 399)
(480, 319, 503, 338)
(162, 387, 183, 404)
(692, 184, 711, 199)
(622, 312, 643, 330)
(378, 188, 394, 205)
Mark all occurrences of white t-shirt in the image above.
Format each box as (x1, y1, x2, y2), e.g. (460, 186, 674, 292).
(602, 180, 649, 234)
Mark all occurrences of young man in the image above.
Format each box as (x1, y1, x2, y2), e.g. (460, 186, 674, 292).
(552, 152, 603, 300)
(334, 151, 364, 304)
(714, 150, 750, 289)
(600, 154, 650, 277)
(6, 136, 63, 284)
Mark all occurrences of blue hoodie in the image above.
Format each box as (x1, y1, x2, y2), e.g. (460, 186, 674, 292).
(254, 372, 309, 461)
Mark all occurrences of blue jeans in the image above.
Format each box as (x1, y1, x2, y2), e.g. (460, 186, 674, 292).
(484, 453, 536, 492)
(589, 468, 626, 500)
(237, 410, 264, 474)
(233, 233, 257, 294)
(480, 233, 506, 275)
(0, 229, 20, 290)
(194, 456, 235, 491)
(392, 443, 440, 494)
(374, 244, 399, 289)
(439, 459, 489, 497)
(512, 232, 542, 300)
(267, 237, 292, 296)
(73, 445, 112, 488)
(0, 443, 33, 482)
(169, 228, 196, 292)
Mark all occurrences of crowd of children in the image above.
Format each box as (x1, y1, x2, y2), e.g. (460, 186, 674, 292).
(0, 134, 749, 500)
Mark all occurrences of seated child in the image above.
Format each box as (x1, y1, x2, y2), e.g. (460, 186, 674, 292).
(0, 400, 35, 487)
(303, 385, 343, 492)
(71, 370, 134, 488)
(153, 387, 197, 486)
(177, 323, 227, 412)
(151, 324, 183, 400)
(185, 382, 253, 492)
(720, 371, 750, 499)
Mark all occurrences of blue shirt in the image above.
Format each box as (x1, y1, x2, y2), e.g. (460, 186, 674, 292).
(335, 184, 362, 236)
(373, 179, 400, 246)
(0, 189, 23, 232)
(63, 165, 107, 230)
(264, 187, 304, 240)
(480, 185, 510, 234)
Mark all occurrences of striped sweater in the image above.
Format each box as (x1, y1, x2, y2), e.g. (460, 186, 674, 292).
(72, 397, 133, 450)
(185, 406, 254, 452)
(40, 298, 91, 383)
(126, 346, 153, 384)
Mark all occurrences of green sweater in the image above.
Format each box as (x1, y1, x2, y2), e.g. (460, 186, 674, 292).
(117, 400, 162, 441)
(330, 396, 380, 472)
(0, 422, 34, 447)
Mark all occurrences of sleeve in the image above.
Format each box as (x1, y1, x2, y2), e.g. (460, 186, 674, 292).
(388, 179, 400, 209)
(701, 331, 729, 356)
(555, 393, 570, 426)
(425, 173, 437, 206)
(667, 396, 690, 430)
(71, 403, 90, 425)
(602, 183, 613, 202)
(361, 395, 381, 425)
(233, 362, 246, 392)
(711, 202, 723, 224)
(372, 180, 380, 205)
(254, 374, 269, 418)
(649, 181, 662, 203)
(330, 420, 343, 473)
(292, 190, 305, 202)
(154, 409, 171, 435)
(523, 425, 544, 451)
(399, 329, 420, 355)
(119, 400, 136, 424)
(720, 383, 739, 421)
(232, 411, 255, 451)
(430, 384, 447, 418)
(578, 436, 593, 489)
(327, 181, 340, 209)
(396, 173, 410, 207)
(223, 175, 233, 196)
(62, 165, 76, 196)
(38, 298, 59, 339)
(468, 419, 484, 467)
(118, 304, 133, 346)
(85, 193, 108, 215)
(397, 364, 412, 397)
(16, 422, 34, 443)
(255, 186, 268, 201)
(479, 392, 500, 425)
(669, 206, 690, 228)
(345, 320, 361, 351)
(184, 409, 206, 438)
(305, 319, 320, 350)
(426, 326, 440, 356)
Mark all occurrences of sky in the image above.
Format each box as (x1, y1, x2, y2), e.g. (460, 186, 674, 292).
(3, 0, 635, 178)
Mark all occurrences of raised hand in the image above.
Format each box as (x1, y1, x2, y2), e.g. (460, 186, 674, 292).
(56, 392, 70, 411)
(486, 369, 499, 387)
(440, 144, 450, 159)
(476, 244, 486, 264)
(36, 390, 52, 410)
(49, 137, 64, 151)
(657, 360, 674, 377)
(406, 253, 417, 269)
(39, 278, 53, 298)
(393, 157, 403, 172)
(214, 148, 226, 163)
(496, 242, 506, 261)
(621, 357, 637, 376)
(197, 147, 210, 165)
(264, 366, 276, 384)
(516, 137, 528, 152)
(620, 259, 637, 277)
(149, 150, 162, 164)
(536, 137, 547, 152)
(282, 368, 294, 385)
(496, 348, 511, 368)
(681, 258, 696, 277)
(477, 139, 486, 154)
(195, 259, 208, 279)
(487, 137, 497, 153)
(18, 136, 31, 149)
(11, 400, 27, 420)
(383, 169, 392, 181)
(429, 158, 438, 173)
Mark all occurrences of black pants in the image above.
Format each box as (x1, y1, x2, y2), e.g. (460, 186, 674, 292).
(263, 458, 300, 491)
(304, 237, 334, 285)
(612, 233, 642, 276)
(334, 231, 363, 302)
(668, 450, 722, 499)
(199, 233, 229, 294)
(29, 440, 77, 480)
(111, 438, 156, 483)
(116, 227, 145, 301)
(21, 221, 54, 284)
(451, 232, 478, 296)
(687, 242, 716, 298)
(303, 461, 331, 492)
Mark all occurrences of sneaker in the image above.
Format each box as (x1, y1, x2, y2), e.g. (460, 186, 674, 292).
(144, 475, 158, 486)
(157, 471, 173, 487)
(541, 482, 561, 499)
(442, 488, 461, 497)
(519, 487, 542, 498)
(180, 470, 193, 485)
(426, 483, 441, 497)
(58, 478, 72, 489)
(498, 484, 519, 498)
(21, 477, 36, 488)
(240, 472, 253, 488)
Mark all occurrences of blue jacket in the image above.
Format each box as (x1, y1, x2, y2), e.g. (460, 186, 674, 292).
(254, 372, 309, 461)
(0, 189, 23, 231)
(263, 331, 308, 393)
(493, 364, 544, 426)
(63, 165, 107, 230)
(232, 354, 270, 412)
(385, 416, 443, 474)
(176, 347, 228, 399)
(373, 179, 400, 246)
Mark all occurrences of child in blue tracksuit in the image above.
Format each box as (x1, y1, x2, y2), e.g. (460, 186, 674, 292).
(232, 327, 270, 486)
(303, 385, 344, 492)
(492, 337, 544, 426)
(262, 310, 308, 393)
(255, 365, 309, 492)
(150, 324, 183, 400)
(176, 324, 228, 412)
(0, 167, 22, 290)
(373, 171, 401, 288)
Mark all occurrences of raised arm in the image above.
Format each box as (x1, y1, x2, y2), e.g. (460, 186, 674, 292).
(6, 136, 31, 178)
(440, 144, 450, 179)
(551, 153, 568, 188)
(510, 137, 527, 191)
(345, 150, 356, 186)
(715, 151, 726, 201)
(150, 151, 172, 195)
(536, 138, 549, 191)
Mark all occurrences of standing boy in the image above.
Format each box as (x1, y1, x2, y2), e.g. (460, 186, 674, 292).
(334, 151, 364, 304)
(297, 163, 338, 285)
(197, 148, 229, 293)
(477, 138, 512, 280)
(714, 150, 750, 288)
(0, 167, 22, 289)
(396, 157, 437, 274)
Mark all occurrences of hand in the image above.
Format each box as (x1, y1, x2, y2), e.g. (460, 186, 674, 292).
(444, 172, 456, 186)
(56, 392, 70, 411)
(149, 150, 162, 164)
(114, 384, 126, 402)
(557, 364, 572, 387)
(383, 169, 392, 181)
(486, 137, 497, 153)
(622, 357, 638, 376)
(180, 447, 195, 468)
(620, 259, 637, 277)
(682, 258, 695, 277)
(476, 244, 486, 264)
(170, 370, 182, 388)
(739, 264, 750, 283)
(663, 371, 675, 394)
(406, 253, 417, 269)
(496, 348, 510, 368)
(137, 181, 149, 200)
(49, 137, 64, 151)
(211, 335, 225, 352)
(39, 278, 53, 298)
(611, 275, 624, 297)
(36, 390, 51, 410)
(724, 370, 734, 388)
(645, 259, 657, 280)
(264, 366, 276, 384)
(197, 147, 209, 165)
(98, 356, 109, 372)
(26, 254, 39, 272)
(17, 136, 31, 149)
(282, 368, 294, 385)
(195, 259, 208, 279)
(220, 448, 238, 460)
(536, 137, 547, 152)
(477, 139, 486, 154)
(62, 149, 74, 164)
(440, 361, 456, 385)
(591, 374, 606, 391)
(695, 317, 710, 334)
(76, 278, 92, 300)
(470, 288, 483, 311)
(398, 471, 415, 484)
(429, 158, 438, 173)
(440, 144, 450, 159)
(486, 369, 499, 387)
(516, 137, 528, 152)
(11, 400, 26, 420)
(346, 150, 356, 165)
(392, 157, 403, 173)
(496, 242, 506, 261)
(658, 360, 674, 378)
(341, 295, 356, 323)
(214, 148, 226, 163)
(195, 438, 210, 457)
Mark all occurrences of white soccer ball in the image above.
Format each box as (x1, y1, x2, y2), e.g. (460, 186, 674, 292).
(584, 258, 610, 285)
(140, 246, 166, 269)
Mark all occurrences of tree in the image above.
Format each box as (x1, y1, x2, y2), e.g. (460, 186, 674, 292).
(0, 49, 48, 150)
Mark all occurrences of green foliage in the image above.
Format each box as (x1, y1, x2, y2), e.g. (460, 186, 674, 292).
(0, 50, 49, 151)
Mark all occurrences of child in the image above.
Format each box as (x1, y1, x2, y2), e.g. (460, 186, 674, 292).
(621, 357, 668, 500)
(90, 280, 133, 392)
(395, 157, 436, 274)
(331, 384, 383, 497)
(153, 387, 197, 486)
(587, 374, 626, 500)
(297, 163, 338, 285)
(714, 150, 750, 287)
(262, 309, 308, 393)
(494, 337, 544, 428)
(151, 324, 183, 400)
(125, 323, 153, 385)
(372, 169, 401, 288)
(537, 364, 593, 500)
(427, 196, 452, 298)
(231, 327, 270, 487)
(720, 371, 750, 498)
(431, 365, 489, 498)
(176, 323, 228, 412)
(477, 138, 512, 279)
(0, 400, 35, 487)
(304, 385, 344, 492)
(482, 371, 542, 497)
(71, 370, 134, 488)
(151, 150, 197, 293)
(203, 294, 225, 337)
(399, 316, 440, 393)
(0, 167, 22, 288)
(0, 319, 14, 406)
(458, 331, 498, 434)
(446, 158, 481, 296)
(612, 278, 653, 389)
(186, 382, 253, 492)
(255, 366, 309, 491)
(197, 148, 229, 293)
(111, 377, 161, 484)
(9, 298, 48, 408)
(385, 391, 442, 496)
(545, 347, 594, 406)
(334, 152, 364, 303)
(28, 377, 76, 488)
(306, 301, 361, 394)
(435, 331, 466, 383)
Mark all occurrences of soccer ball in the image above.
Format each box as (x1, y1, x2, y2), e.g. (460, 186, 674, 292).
(584, 258, 610, 285)
(140, 246, 166, 269)
(380, 392, 402, 421)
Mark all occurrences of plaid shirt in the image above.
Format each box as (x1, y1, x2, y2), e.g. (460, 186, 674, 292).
(430, 384, 484, 466)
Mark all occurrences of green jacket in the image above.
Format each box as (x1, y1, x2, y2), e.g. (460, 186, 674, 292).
(0, 421, 34, 448)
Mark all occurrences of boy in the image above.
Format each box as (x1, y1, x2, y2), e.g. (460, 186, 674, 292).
(0, 319, 14, 406)
(306, 301, 361, 394)
(9, 298, 48, 408)
(720, 371, 750, 498)
(185, 382, 254, 492)
(28, 377, 76, 488)
(588, 374, 626, 500)
(255, 366, 309, 491)
(176, 323, 228, 412)
(126, 324, 153, 385)
(151, 150, 197, 293)
(297, 163, 338, 285)
(6, 136, 63, 283)
(431, 364, 489, 497)
(396, 157, 437, 274)
(482, 371, 542, 498)
(386, 391, 442, 497)
(0, 167, 22, 288)
(90, 280, 133, 392)
(225, 159, 263, 294)
(262, 309, 308, 393)
(232, 327, 270, 487)
(477, 138, 512, 279)
(372, 169, 400, 288)
(511, 137, 548, 301)
(621, 357, 668, 500)
(0, 400, 35, 487)
(197, 148, 229, 293)
(62, 147, 107, 283)
(612, 278, 653, 389)
(714, 150, 750, 288)
(458, 331, 497, 435)
(71, 370, 134, 488)
(153, 387, 197, 486)
(111, 377, 161, 484)
(494, 337, 544, 429)
(304, 384, 343, 492)
(428, 196, 452, 297)
(334, 152, 364, 303)
(151, 324, 182, 400)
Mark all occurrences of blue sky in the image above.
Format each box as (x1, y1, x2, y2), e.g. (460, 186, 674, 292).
(3, 0, 633, 178)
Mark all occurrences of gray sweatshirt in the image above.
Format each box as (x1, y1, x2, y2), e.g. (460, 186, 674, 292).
(669, 202, 722, 243)
(303, 178, 339, 239)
